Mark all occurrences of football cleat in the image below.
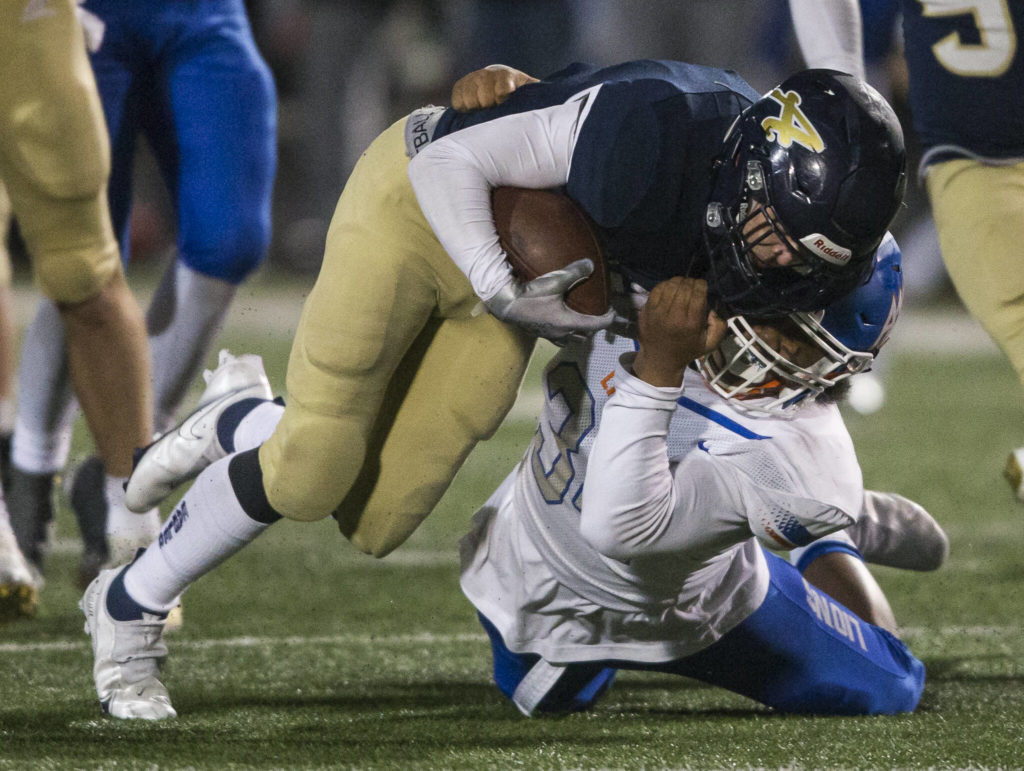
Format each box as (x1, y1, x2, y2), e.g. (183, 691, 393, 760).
(71, 457, 113, 589)
(80, 563, 176, 720)
(0, 431, 11, 491)
(163, 603, 184, 634)
(0, 513, 39, 621)
(0, 581, 38, 622)
(124, 350, 272, 513)
(849, 490, 949, 572)
(1004, 448, 1024, 503)
(70, 457, 161, 591)
(6, 466, 57, 580)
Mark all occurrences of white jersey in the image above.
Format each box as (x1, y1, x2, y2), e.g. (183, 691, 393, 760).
(460, 332, 863, 664)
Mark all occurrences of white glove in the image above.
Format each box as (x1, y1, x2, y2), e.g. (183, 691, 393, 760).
(484, 259, 616, 344)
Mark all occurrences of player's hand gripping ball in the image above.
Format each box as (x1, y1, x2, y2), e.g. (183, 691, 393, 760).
(491, 186, 611, 317)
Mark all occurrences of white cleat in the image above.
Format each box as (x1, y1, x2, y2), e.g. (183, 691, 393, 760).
(125, 350, 273, 512)
(0, 513, 39, 621)
(850, 490, 950, 572)
(1004, 447, 1024, 503)
(80, 565, 176, 720)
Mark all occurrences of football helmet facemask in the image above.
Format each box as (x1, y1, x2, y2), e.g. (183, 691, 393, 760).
(699, 232, 903, 415)
(704, 69, 906, 317)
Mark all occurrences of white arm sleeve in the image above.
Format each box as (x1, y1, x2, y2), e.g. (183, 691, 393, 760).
(581, 353, 750, 562)
(581, 353, 854, 563)
(407, 89, 597, 301)
(788, 0, 866, 81)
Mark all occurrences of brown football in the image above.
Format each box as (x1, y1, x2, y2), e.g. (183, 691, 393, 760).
(491, 186, 610, 316)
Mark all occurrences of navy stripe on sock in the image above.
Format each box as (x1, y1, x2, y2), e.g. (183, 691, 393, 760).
(227, 447, 282, 524)
(106, 562, 167, 621)
(217, 397, 269, 453)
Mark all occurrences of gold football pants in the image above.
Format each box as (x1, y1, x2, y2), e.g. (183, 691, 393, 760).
(0, 181, 11, 289)
(0, 0, 121, 303)
(258, 117, 535, 556)
(927, 159, 1024, 388)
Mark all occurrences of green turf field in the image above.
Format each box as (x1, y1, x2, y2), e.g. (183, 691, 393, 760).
(2, 280, 1023, 769)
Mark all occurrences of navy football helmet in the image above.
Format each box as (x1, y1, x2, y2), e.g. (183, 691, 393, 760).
(704, 69, 906, 317)
(699, 232, 903, 415)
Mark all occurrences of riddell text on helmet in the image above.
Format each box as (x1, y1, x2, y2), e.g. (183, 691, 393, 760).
(799, 233, 852, 266)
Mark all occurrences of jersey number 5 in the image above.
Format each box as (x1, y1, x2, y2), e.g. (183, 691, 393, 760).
(920, 0, 1017, 76)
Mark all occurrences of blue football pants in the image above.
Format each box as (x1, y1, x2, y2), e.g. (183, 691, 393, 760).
(480, 550, 925, 716)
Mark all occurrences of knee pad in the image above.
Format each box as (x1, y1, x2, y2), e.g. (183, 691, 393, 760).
(342, 512, 425, 559)
(179, 209, 271, 283)
(257, 441, 339, 524)
(10, 179, 121, 304)
(32, 226, 121, 305)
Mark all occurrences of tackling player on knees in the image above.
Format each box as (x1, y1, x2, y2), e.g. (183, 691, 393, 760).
(462, 235, 934, 717)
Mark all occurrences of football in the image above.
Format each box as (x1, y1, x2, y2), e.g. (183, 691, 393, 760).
(491, 186, 610, 316)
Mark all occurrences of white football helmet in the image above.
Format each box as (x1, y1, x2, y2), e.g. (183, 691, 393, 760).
(699, 233, 902, 415)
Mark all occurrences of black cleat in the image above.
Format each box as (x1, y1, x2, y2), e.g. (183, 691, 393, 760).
(70, 456, 110, 589)
(7, 466, 57, 578)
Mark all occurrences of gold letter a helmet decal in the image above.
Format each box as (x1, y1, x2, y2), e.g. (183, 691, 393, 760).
(761, 88, 825, 153)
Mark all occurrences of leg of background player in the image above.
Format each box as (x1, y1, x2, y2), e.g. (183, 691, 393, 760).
(0, 284, 16, 472)
(0, 0, 158, 594)
(7, 301, 75, 577)
(9, 297, 160, 587)
(926, 159, 1024, 501)
(144, 0, 276, 435)
(0, 185, 16, 474)
(0, 186, 38, 618)
(60, 273, 161, 583)
(147, 261, 237, 435)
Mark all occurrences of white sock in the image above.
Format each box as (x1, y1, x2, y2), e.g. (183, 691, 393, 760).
(11, 301, 76, 474)
(148, 262, 236, 434)
(11, 419, 75, 475)
(123, 455, 272, 611)
(231, 400, 284, 452)
(104, 474, 161, 566)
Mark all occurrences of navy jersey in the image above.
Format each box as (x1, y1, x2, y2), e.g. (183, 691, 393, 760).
(434, 61, 759, 288)
(901, 0, 1024, 162)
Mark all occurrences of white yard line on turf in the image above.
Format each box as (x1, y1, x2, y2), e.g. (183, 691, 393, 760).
(0, 626, 1015, 655)
(0, 632, 488, 653)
